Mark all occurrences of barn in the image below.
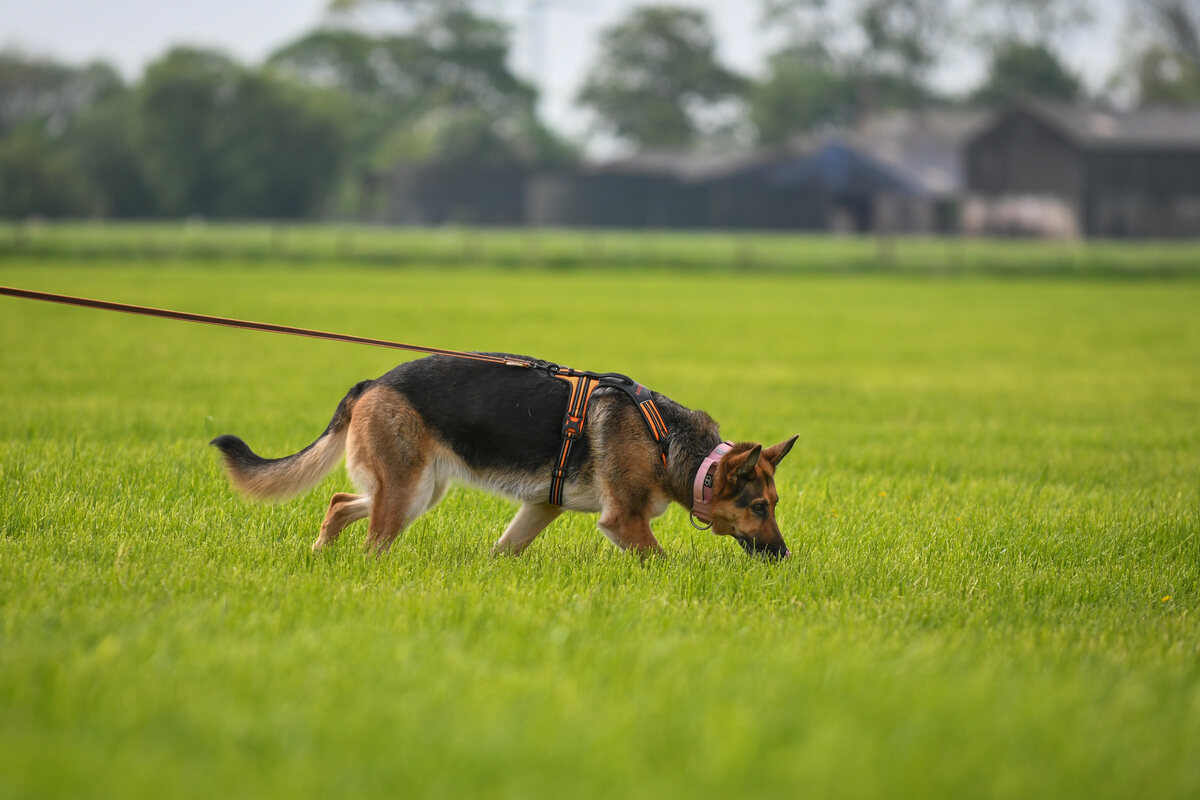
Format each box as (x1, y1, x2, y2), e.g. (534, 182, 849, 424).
(965, 102, 1200, 238)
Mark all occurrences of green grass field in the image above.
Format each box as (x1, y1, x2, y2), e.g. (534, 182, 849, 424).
(1, 238, 1198, 799)
(5, 220, 1200, 276)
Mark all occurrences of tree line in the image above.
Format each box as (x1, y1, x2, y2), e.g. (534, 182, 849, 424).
(2, 0, 1198, 220)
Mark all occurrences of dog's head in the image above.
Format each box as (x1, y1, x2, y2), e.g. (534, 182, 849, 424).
(709, 436, 798, 559)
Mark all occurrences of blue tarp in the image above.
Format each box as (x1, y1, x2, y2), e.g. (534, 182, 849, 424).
(735, 143, 923, 196)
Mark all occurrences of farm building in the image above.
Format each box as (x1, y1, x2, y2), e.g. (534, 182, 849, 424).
(382, 165, 528, 226)
(379, 104, 1200, 238)
(525, 148, 848, 230)
(527, 110, 983, 233)
(843, 109, 989, 233)
(382, 109, 983, 233)
(703, 139, 915, 232)
(964, 102, 1200, 237)
(525, 152, 744, 229)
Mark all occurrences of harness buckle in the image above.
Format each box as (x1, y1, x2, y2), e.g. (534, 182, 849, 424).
(562, 415, 584, 439)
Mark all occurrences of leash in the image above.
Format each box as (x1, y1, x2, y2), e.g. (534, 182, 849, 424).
(1, 284, 671, 506)
(0, 285, 532, 367)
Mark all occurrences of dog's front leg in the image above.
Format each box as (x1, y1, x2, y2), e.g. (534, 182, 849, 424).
(597, 510, 663, 557)
(492, 503, 563, 556)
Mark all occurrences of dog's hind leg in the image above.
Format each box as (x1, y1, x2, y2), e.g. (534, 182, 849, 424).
(492, 503, 562, 556)
(363, 490, 408, 556)
(313, 492, 370, 551)
(363, 465, 446, 556)
(340, 386, 446, 556)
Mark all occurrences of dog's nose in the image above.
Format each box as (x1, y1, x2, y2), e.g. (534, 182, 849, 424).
(738, 537, 790, 559)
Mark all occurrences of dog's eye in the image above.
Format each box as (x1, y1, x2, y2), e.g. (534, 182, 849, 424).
(751, 501, 768, 519)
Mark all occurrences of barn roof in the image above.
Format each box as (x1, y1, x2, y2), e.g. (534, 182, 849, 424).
(1015, 101, 1200, 150)
(843, 108, 990, 195)
(739, 141, 922, 195)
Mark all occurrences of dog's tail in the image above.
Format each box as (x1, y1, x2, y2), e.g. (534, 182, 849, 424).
(210, 380, 373, 501)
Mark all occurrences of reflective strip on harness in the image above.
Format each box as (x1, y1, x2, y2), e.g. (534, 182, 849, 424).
(546, 368, 668, 506)
(548, 373, 600, 506)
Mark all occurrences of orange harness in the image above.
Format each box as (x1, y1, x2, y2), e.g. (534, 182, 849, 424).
(544, 364, 669, 506)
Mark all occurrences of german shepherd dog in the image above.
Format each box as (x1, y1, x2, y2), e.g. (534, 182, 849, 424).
(211, 355, 798, 558)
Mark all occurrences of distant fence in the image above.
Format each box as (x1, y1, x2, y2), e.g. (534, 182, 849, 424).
(2, 222, 1198, 277)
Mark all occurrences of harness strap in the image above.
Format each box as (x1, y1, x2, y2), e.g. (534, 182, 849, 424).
(547, 372, 600, 506)
(546, 367, 669, 506)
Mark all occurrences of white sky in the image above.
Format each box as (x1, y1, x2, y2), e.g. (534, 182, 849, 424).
(1, 0, 1125, 148)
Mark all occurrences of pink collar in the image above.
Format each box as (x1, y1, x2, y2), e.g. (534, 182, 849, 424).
(691, 440, 734, 529)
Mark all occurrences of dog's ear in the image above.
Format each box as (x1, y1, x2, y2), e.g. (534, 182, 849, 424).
(763, 435, 799, 467)
(727, 444, 762, 484)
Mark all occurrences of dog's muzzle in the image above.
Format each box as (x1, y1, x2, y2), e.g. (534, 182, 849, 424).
(735, 535, 790, 559)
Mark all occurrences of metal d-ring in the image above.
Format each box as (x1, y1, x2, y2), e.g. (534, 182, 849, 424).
(689, 513, 713, 531)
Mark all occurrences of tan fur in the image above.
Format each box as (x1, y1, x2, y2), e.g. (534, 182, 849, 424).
(336, 387, 455, 554)
(597, 509, 662, 555)
(314, 492, 370, 548)
(590, 397, 672, 554)
(492, 503, 563, 555)
(220, 425, 349, 502)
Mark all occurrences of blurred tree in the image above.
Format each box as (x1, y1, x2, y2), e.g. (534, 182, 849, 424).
(1116, 0, 1200, 103)
(971, 40, 1082, 103)
(281, 4, 535, 119)
(371, 106, 576, 167)
(970, 0, 1093, 47)
(135, 47, 347, 218)
(1124, 44, 1200, 102)
(965, 0, 1089, 103)
(210, 73, 348, 217)
(270, 0, 573, 215)
(1139, 0, 1200, 63)
(0, 128, 92, 217)
(281, 0, 570, 156)
(268, 18, 558, 159)
(752, 0, 939, 143)
(66, 91, 156, 217)
(0, 51, 122, 137)
(576, 6, 747, 149)
(856, 0, 957, 86)
(133, 49, 239, 216)
(0, 51, 125, 217)
(761, 0, 842, 47)
(752, 45, 857, 143)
